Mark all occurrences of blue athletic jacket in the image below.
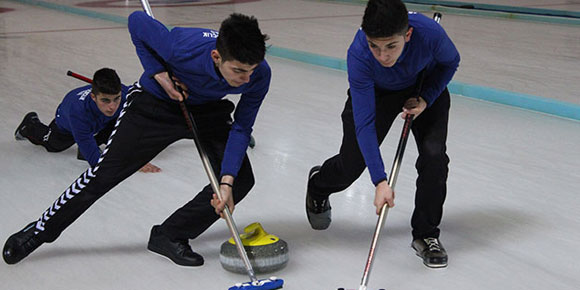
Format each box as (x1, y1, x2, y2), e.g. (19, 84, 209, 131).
(128, 11, 271, 178)
(347, 12, 460, 185)
(55, 85, 128, 167)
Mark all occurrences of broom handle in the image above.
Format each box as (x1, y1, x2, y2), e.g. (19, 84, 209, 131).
(181, 104, 258, 282)
(179, 104, 258, 282)
(137, 0, 258, 283)
(359, 115, 413, 290)
(67, 70, 93, 83)
(139, 0, 154, 18)
(359, 12, 441, 290)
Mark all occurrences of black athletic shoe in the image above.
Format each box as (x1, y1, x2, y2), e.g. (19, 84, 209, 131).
(14, 112, 39, 141)
(147, 225, 204, 267)
(412, 237, 448, 268)
(3, 221, 44, 265)
(306, 166, 331, 230)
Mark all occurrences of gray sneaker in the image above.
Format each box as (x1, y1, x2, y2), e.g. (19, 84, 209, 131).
(412, 237, 448, 268)
(306, 166, 331, 230)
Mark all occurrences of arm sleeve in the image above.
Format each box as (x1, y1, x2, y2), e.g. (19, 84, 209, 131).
(69, 114, 101, 167)
(220, 64, 271, 178)
(420, 25, 460, 106)
(128, 11, 173, 76)
(347, 51, 387, 185)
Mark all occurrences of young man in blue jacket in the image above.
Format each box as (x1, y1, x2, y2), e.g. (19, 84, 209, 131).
(3, 13, 270, 267)
(14, 68, 160, 172)
(306, 0, 460, 268)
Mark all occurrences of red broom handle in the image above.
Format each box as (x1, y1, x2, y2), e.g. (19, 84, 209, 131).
(66, 70, 92, 84)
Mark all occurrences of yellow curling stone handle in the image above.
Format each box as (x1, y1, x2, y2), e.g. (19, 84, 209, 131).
(227, 222, 279, 246)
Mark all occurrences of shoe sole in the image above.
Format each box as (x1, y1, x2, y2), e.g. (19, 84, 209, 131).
(305, 167, 331, 230)
(305, 194, 330, 230)
(306, 214, 331, 230)
(14, 130, 26, 141)
(305, 200, 331, 230)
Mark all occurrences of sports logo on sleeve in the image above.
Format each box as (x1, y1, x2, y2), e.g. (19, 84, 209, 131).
(77, 89, 91, 101)
(203, 30, 219, 38)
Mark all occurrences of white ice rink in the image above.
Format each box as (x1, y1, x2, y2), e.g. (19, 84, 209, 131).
(1, 1, 579, 290)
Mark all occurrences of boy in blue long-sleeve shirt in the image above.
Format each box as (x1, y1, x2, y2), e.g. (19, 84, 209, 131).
(306, 0, 459, 268)
(14, 68, 160, 172)
(4, 13, 270, 267)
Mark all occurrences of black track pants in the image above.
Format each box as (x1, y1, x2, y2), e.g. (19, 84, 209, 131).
(32, 86, 254, 243)
(309, 86, 450, 240)
(23, 117, 114, 152)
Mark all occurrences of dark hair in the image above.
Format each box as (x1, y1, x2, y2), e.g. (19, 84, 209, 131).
(361, 0, 409, 38)
(216, 13, 268, 65)
(92, 68, 121, 95)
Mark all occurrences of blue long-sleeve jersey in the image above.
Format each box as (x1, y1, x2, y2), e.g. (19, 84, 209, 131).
(128, 11, 271, 178)
(347, 12, 460, 185)
(55, 85, 128, 167)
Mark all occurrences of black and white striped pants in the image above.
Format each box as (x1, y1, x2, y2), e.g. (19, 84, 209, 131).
(31, 85, 254, 243)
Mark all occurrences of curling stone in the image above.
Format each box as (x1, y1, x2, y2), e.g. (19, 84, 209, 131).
(220, 222, 289, 274)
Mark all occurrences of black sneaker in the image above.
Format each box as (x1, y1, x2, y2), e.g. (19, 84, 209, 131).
(147, 225, 204, 267)
(306, 166, 331, 230)
(412, 237, 448, 268)
(14, 112, 39, 141)
(3, 221, 44, 265)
